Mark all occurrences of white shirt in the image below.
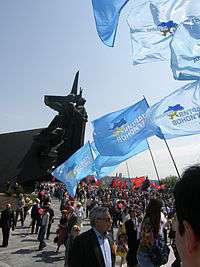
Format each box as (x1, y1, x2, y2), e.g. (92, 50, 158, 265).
(93, 228, 112, 267)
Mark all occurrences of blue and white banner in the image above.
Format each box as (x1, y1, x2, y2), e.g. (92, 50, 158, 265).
(92, 99, 151, 156)
(171, 16, 200, 80)
(127, 0, 200, 65)
(52, 142, 94, 195)
(92, 0, 129, 47)
(146, 81, 200, 139)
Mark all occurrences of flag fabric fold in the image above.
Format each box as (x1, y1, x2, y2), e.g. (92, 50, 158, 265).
(146, 81, 200, 139)
(127, 0, 200, 65)
(92, 99, 151, 156)
(92, 0, 129, 47)
(171, 16, 200, 81)
(90, 141, 118, 179)
(52, 142, 94, 196)
(93, 139, 148, 170)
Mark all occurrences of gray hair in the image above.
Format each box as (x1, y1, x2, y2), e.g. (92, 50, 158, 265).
(89, 206, 110, 227)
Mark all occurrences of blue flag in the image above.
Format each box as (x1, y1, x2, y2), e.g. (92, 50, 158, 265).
(127, 0, 200, 65)
(52, 142, 94, 195)
(146, 81, 200, 139)
(90, 142, 118, 179)
(96, 165, 118, 179)
(92, 99, 151, 156)
(64, 180, 78, 197)
(92, 139, 148, 170)
(92, 0, 129, 47)
(171, 17, 200, 80)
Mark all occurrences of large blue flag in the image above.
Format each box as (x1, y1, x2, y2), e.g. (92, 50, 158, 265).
(52, 142, 94, 195)
(171, 16, 200, 80)
(92, 99, 151, 156)
(92, 0, 129, 47)
(127, 0, 200, 65)
(146, 81, 200, 139)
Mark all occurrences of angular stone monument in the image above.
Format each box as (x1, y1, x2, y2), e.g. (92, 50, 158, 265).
(0, 71, 88, 189)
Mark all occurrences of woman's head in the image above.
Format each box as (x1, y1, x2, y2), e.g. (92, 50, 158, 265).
(145, 198, 163, 236)
(71, 225, 81, 236)
(118, 233, 127, 242)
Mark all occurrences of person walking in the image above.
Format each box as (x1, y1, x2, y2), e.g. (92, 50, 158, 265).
(0, 203, 15, 247)
(15, 193, 25, 227)
(64, 224, 81, 267)
(124, 207, 141, 267)
(44, 202, 54, 240)
(30, 198, 41, 234)
(137, 198, 163, 267)
(70, 206, 116, 267)
(38, 208, 50, 250)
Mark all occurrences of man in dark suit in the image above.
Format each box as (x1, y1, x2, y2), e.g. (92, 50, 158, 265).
(0, 203, 15, 247)
(70, 206, 115, 267)
(125, 207, 140, 267)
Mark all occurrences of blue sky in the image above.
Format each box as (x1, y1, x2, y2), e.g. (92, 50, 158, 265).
(1, 0, 200, 179)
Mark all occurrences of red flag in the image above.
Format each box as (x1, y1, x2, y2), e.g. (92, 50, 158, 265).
(130, 176, 145, 188)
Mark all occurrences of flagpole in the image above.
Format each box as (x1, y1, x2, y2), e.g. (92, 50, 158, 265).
(146, 139, 161, 185)
(163, 138, 181, 179)
(88, 141, 95, 160)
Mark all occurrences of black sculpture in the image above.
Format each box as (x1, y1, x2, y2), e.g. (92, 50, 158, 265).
(15, 71, 88, 186)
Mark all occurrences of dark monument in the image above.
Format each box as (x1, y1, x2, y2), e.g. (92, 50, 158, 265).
(0, 71, 88, 189)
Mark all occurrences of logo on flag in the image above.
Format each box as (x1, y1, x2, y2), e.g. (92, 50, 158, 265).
(158, 21, 177, 36)
(111, 114, 146, 143)
(111, 118, 127, 137)
(164, 104, 184, 119)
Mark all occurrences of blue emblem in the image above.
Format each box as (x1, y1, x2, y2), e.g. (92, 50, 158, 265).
(110, 118, 127, 130)
(158, 21, 178, 36)
(110, 118, 127, 137)
(164, 104, 184, 119)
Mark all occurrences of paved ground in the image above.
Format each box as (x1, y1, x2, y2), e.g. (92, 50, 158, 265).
(0, 199, 175, 267)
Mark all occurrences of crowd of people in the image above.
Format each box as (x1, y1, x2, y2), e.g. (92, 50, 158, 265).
(1, 164, 200, 267)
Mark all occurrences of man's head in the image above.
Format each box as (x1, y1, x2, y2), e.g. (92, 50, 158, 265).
(89, 206, 112, 234)
(174, 165, 200, 267)
(5, 203, 11, 209)
(129, 207, 136, 219)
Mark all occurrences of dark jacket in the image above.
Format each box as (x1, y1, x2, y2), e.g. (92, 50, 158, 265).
(66, 212, 78, 235)
(1, 208, 15, 229)
(70, 228, 115, 267)
(125, 219, 138, 249)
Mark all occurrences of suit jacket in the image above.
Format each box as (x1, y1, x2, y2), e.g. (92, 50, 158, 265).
(1, 208, 15, 229)
(70, 228, 115, 267)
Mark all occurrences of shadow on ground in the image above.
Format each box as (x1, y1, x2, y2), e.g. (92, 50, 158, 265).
(12, 248, 36, 254)
(33, 250, 64, 263)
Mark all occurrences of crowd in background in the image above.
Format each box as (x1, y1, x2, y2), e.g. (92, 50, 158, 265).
(0, 175, 183, 267)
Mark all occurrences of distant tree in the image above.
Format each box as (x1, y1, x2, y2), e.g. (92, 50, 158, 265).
(161, 175, 178, 191)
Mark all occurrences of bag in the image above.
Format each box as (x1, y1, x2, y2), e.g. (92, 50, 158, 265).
(149, 236, 170, 266)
